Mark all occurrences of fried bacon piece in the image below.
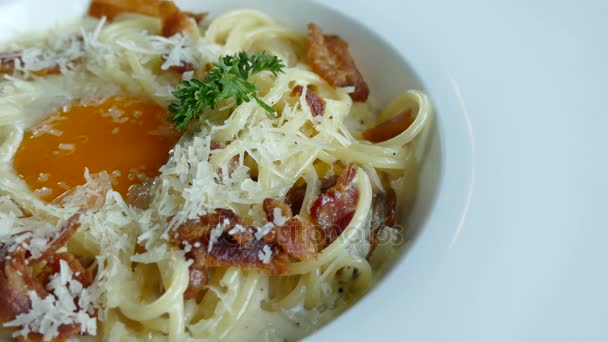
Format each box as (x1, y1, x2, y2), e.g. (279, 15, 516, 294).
(0, 247, 46, 326)
(310, 165, 360, 244)
(285, 175, 339, 215)
(195, 235, 289, 274)
(88, 0, 161, 20)
(291, 85, 326, 117)
(171, 202, 325, 292)
(159, 1, 206, 38)
(285, 185, 306, 216)
(0, 212, 96, 341)
(88, 0, 206, 37)
(170, 209, 288, 294)
(262, 199, 320, 260)
(274, 218, 320, 261)
(263, 198, 292, 224)
(362, 108, 415, 143)
(307, 23, 370, 102)
(367, 186, 397, 259)
(173, 209, 238, 240)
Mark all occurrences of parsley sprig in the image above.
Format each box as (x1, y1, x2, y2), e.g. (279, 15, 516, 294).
(169, 51, 285, 130)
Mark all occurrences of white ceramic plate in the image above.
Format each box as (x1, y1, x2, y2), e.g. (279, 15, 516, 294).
(1, 0, 607, 341)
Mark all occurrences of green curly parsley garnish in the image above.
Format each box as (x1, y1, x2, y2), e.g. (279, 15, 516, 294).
(169, 51, 285, 130)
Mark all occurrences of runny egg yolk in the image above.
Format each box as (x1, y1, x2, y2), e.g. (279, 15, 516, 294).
(13, 96, 180, 202)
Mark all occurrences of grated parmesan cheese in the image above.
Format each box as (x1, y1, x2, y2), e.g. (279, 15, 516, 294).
(58, 143, 75, 151)
(272, 207, 288, 226)
(37, 173, 50, 182)
(101, 106, 128, 124)
(228, 224, 246, 235)
(159, 34, 196, 71)
(208, 219, 229, 252)
(182, 241, 193, 253)
(258, 245, 272, 264)
(255, 222, 275, 240)
(340, 86, 356, 94)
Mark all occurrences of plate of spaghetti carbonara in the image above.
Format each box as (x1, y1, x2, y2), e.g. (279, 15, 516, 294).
(0, 0, 433, 340)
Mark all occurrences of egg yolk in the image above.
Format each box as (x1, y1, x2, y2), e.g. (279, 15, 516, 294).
(13, 96, 180, 202)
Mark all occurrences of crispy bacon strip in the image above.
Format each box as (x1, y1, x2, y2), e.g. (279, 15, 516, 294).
(263, 198, 292, 223)
(262, 199, 320, 260)
(0, 212, 95, 341)
(362, 108, 415, 143)
(159, 1, 205, 38)
(0, 247, 46, 325)
(285, 185, 306, 216)
(170, 209, 287, 292)
(310, 165, 359, 244)
(171, 200, 325, 287)
(307, 23, 370, 102)
(173, 228, 287, 276)
(172, 209, 253, 246)
(291, 85, 326, 117)
(285, 175, 339, 215)
(195, 235, 289, 274)
(88, 0, 161, 20)
(274, 218, 319, 261)
(172, 209, 239, 241)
